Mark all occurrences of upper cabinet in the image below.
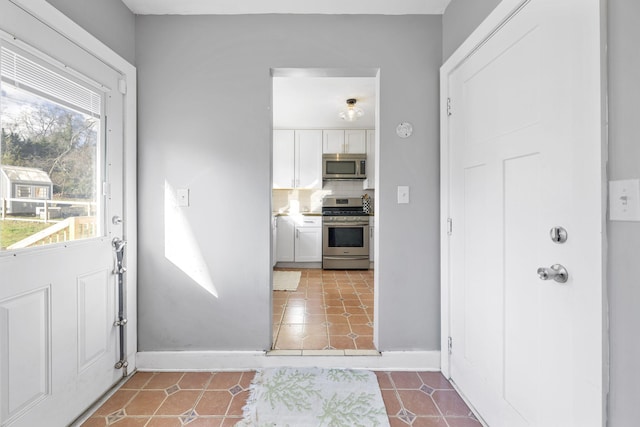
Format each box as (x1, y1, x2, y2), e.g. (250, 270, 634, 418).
(273, 130, 295, 188)
(323, 129, 366, 154)
(296, 130, 323, 188)
(273, 129, 322, 189)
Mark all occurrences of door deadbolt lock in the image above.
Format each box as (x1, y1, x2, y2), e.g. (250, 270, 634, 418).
(112, 215, 123, 225)
(537, 264, 569, 283)
(550, 226, 568, 244)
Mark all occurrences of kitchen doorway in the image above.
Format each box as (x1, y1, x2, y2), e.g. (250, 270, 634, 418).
(270, 68, 379, 353)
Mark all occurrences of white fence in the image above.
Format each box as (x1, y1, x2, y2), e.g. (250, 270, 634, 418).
(1, 197, 96, 222)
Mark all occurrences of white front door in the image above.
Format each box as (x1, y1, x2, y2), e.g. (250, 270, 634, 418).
(442, 0, 605, 426)
(0, 2, 128, 426)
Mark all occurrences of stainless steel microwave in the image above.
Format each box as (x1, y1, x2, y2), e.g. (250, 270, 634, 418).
(322, 153, 366, 180)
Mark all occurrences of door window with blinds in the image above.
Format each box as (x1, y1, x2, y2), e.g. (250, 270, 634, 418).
(0, 43, 104, 250)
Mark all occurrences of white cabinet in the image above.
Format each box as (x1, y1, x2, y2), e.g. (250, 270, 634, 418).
(363, 129, 375, 189)
(275, 215, 322, 263)
(323, 129, 366, 154)
(273, 130, 322, 189)
(296, 130, 323, 188)
(273, 130, 294, 188)
(275, 216, 295, 262)
(295, 221, 322, 262)
(345, 129, 367, 153)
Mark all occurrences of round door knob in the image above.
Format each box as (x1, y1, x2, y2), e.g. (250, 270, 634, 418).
(537, 264, 569, 283)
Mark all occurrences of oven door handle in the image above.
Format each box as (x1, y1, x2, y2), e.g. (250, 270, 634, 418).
(323, 223, 369, 227)
(322, 256, 370, 260)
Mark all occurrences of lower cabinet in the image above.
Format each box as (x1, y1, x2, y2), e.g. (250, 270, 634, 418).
(276, 216, 295, 262)
(294, 225, 322, 262)
(275, 216, 322, 263)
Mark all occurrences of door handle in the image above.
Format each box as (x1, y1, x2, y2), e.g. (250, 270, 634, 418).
(537, 264, 569, 283)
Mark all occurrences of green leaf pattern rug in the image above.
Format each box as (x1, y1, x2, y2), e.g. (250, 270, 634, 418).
(236, 367, 390, 427)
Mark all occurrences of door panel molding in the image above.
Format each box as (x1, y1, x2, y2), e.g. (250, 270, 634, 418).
(0, 286, 51, 424)
(77, 269, 114, 373)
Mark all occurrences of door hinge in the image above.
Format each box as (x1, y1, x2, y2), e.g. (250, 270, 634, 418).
(447, 98, 452, 116)
(448, 336, 453, 355)
(447, 218, 453, 236)
(118, 78, 127, 95)
(102, 181, 111, 197)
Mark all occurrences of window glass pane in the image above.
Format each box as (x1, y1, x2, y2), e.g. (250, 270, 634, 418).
(1, 46, 102, 250)
(34, 186, 48, 199)
(16, 184, 31, 198)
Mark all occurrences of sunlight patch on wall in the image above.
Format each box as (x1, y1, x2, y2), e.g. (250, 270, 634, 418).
(164, 180, 218, 297)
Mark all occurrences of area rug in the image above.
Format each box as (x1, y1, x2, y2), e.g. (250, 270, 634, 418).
(272, 271, 301, 291)
(237, 367, 390, 427)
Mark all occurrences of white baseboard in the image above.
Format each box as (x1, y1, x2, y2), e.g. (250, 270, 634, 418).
(135, 350, 441, 372)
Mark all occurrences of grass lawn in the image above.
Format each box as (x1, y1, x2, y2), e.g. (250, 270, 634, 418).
(0, 220, 51, 249)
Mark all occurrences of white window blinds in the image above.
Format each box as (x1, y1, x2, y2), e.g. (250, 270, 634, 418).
(1, 46, 101, 117)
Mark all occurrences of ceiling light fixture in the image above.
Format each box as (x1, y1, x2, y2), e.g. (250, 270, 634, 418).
(339, 98, 364, 122)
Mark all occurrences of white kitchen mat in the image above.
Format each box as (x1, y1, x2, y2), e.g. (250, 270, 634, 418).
(272, 271, 301, 291)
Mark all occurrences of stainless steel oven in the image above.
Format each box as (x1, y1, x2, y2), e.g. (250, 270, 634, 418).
(322, 197, 370, 270)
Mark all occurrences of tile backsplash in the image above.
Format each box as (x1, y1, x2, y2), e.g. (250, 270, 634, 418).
(273, 181, 374, 214)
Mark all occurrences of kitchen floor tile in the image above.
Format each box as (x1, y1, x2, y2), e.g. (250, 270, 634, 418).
(271, 268, 376, 351)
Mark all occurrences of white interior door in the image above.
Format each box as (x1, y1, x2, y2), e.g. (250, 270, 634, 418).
(0, 2, 128, 426)
(442, 0, 605, 426)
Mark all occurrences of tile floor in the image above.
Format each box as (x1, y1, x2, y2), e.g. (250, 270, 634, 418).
(272, 268, 376, 351)
(81, 371, 482, 426)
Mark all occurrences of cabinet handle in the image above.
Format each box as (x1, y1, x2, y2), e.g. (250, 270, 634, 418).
(291, 179, 295, 188)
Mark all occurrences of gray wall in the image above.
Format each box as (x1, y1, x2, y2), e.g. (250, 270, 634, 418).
(443, 0, 640, 425)
(607, 1, 640, 425)
(136, 15, 442, 351)
(47, 0, 135, 65)
(442, 0, 500, 61)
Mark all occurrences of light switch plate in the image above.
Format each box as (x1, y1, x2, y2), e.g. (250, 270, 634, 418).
(176, 188, 189, 207)
(609, 179, 640, 221)
(397, 186, 409, 204)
